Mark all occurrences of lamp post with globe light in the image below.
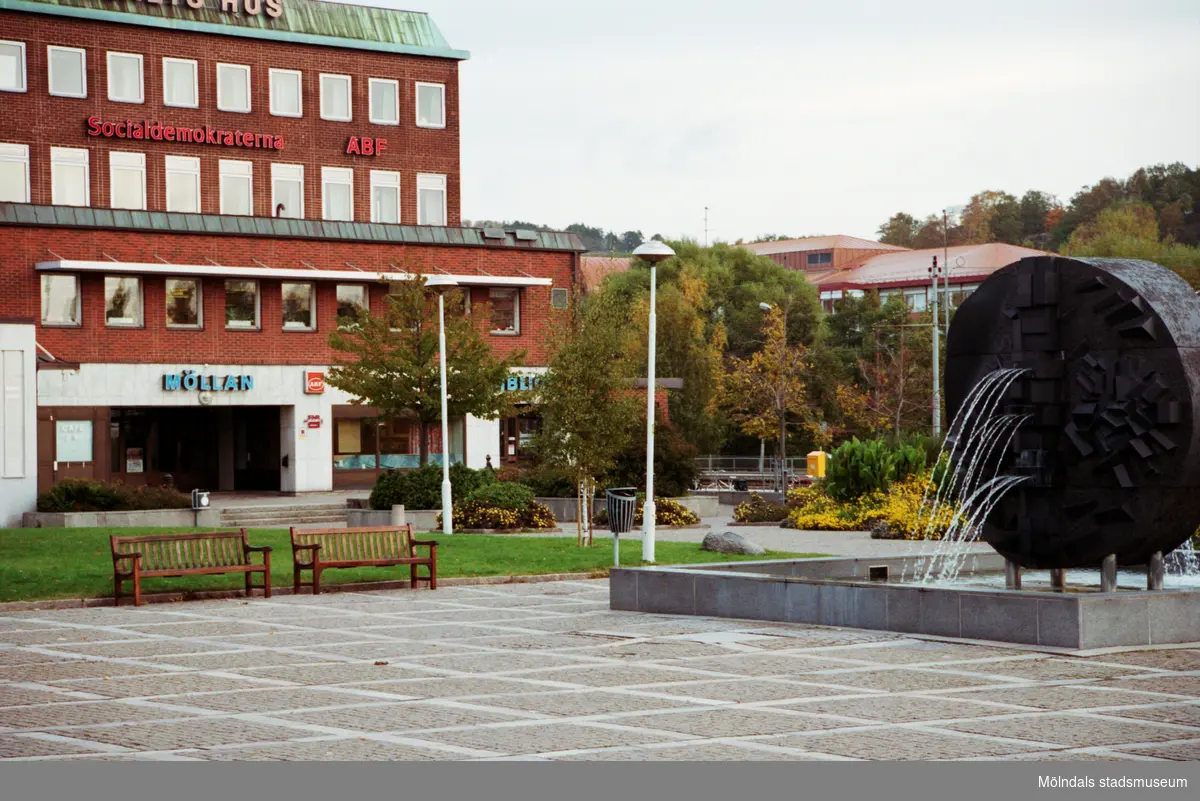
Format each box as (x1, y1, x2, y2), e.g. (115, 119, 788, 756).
(631, 239, 675, 563)
(424, 275, 458, 535)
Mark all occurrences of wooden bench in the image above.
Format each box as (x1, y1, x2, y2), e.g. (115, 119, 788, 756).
(290, 525, 437, 595)
(110, 531, 272, 607)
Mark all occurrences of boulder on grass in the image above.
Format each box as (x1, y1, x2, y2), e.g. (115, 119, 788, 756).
(701, 531, 766, 556)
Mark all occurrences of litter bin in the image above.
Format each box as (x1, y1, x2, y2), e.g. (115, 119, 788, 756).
(605, 487, 637, 567)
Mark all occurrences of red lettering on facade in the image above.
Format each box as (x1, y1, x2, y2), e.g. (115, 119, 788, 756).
(376, 138, 387, 155)
(346, 136, 361, 155)
(84, 117, 287, 151)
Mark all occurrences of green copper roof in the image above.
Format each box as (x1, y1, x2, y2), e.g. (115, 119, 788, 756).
(0, 203, 585, 252)
(2, 0, 470, 60)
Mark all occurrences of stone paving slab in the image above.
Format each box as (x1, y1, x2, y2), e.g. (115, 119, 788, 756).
(4, 578, 1200, 762)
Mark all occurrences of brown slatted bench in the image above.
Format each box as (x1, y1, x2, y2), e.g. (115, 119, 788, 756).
(290, 525, 437, 595)
(110, 531, 272, 607)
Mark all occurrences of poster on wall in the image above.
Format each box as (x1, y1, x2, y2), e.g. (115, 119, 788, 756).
(126, 448, 145, 474)
(54, 420, 93, 463)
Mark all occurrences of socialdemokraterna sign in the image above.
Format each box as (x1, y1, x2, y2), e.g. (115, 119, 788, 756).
(86, 117, 284, 151)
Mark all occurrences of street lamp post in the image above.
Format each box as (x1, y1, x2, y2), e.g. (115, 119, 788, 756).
(759, 301, 788, 493)
(425, 275, 458, 535)
(632, 240, 675, 564)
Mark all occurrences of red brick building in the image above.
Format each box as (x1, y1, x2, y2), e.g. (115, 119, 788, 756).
(0, 0, 583, 521)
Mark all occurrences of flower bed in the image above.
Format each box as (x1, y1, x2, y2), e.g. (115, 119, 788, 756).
(786, 474, 959, 539)
(732, 494, 789, 523)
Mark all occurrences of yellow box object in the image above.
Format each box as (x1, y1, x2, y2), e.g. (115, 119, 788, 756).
(806, 451, 828, 478)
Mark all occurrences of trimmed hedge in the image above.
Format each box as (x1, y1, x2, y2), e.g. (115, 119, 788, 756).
(37, 479, 191, 513)
(369, 463, 496, 510)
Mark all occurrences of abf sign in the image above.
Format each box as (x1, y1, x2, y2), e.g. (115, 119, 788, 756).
(105, 0, 285, 20)
(304, 371, 326, 394)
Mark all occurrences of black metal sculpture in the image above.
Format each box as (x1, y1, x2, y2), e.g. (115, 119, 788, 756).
(945, 256, 1200, 569)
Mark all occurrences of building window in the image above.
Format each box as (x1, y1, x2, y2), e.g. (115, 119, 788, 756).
(368, 78, 399, 125)
(281, 282, 315, 331)
(551, 287, 569, 309)
(162, 57, 198, 108)
(0, 40, 26, 93)
(224, 279, 259, 329)
(416, 173, 446, 226)
(489, 288, 519, 335)
(369, 170, 400, 223)
(333, 416, 378, 470)
(106, 51, 143, 103)
(104, 276, 143, 327)
(269, 68, 302, 117)
(165, 155, 200, 213)
(807, 252, 832, 266)
(319, 73, 351, 121)
(55, 419, 93, 463)
(47, 45, 86, 98)
(109, 151, 146, 210)
(321, 166, 353, 221)
(904, 288, 928, 312)
(216, 63, 251, 113)
(0, 143, 30, 203)
(219, 159, 253, 216)
(271, 163, 304, 219)
(41, 275, 80, 326)
(415, 82, 445, 128)
(165, 277, 201, 328)
(51, 147, 89, 207)
(336, 284, 369, 326)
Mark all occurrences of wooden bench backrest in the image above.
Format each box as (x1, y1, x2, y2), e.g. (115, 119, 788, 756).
(111, 531, 249, 571)
(292, 526, 413, 562)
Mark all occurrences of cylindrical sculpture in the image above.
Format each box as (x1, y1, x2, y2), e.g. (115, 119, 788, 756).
(945, 256, 1200, 568)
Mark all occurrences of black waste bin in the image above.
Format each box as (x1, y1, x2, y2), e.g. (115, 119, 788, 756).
(605, 488, 637, 535)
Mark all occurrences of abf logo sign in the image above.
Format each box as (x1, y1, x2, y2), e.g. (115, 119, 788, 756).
(305, 371, 326, 394)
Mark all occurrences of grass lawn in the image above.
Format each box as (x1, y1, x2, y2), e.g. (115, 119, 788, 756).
(0, 527, 822, 603)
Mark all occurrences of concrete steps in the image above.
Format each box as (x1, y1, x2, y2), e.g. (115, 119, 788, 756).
(218, 503, 348, 528)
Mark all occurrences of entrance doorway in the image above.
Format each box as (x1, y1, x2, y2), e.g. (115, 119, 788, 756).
(232, 406, 281, 491)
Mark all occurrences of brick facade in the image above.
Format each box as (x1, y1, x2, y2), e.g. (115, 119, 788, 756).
(0, 9, 462, 225)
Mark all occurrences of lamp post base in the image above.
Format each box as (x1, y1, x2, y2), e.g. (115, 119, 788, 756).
(642, 500, 656, 563)
(441, 477, 453, 535)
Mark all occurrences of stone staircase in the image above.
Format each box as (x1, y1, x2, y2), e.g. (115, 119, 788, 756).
(218, 502, 349, 529)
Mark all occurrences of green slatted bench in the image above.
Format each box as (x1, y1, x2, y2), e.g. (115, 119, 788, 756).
(110, 531, 272, 607)
(290, 525, 437, 595)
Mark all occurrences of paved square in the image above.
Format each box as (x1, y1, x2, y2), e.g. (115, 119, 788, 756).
(3, 579, 1199, 761)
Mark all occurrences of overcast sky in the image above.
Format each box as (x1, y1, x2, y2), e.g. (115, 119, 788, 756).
(361, 0, 1200, 242)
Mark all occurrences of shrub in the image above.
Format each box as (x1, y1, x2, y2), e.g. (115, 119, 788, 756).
(36, 479, 190, 512)
(733, 494, 789, 523)
(468, 482, 535, 510)
(786, 472, 960, 538)
(518, 466, 578, 498)
(607, 421, 699, 498)
(439, 499, 556, 530)
(825, 438, 896, 502)
(369, 463, 496, 510)
(891, 443, 926, 482)
(593, 496, 699, 528)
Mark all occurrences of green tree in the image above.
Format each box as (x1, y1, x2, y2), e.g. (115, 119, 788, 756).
(619, 230, 645, 252)
(1018, 190, 1059, 243)
(1061, 203, 1200, 289)
(876, 212, 920, 247)
(958, 190, 1019, 244)
(716, 306, 811, 481)
(534, 293, 642, 544)
(327, 277, 523, 466)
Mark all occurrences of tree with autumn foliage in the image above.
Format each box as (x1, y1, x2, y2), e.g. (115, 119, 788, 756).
(715, 305, 811, 482)
(327, 276, 523, 466)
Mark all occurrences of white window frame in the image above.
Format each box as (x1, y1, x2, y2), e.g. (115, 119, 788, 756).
(368, 77, 399, 126)
(164, 155, 200, 213)
(108, 151, 146, 210)
(104, 275, 144, 328)
(162, 57, 198, 108)
(268, 67, 302, 117)
(218, 159, 253, 216)
(369, 170, 400, 224)
(216, 62, 251, 113)
(321, 166, 354, 221)
(416, 172, 447, 226)
(224, 279, 261, 330)
(281, 282, 317, 331)
(271, 162, 304, 219)
(47, 45, 86, 99)
(40, 274, 81, 327)
(0, 40, 27, 93)
(415, 81, 446, 129)
(164, 277, 203, 330)
(106, 51, 144, 104)
(319, 73, 352, 122)
(488, 288, 520, 336)
(0, 143, 30, 203)
(50, 146, 90, 207)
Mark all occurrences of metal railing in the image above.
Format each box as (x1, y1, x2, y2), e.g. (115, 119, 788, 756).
(694, 456, 807, 473)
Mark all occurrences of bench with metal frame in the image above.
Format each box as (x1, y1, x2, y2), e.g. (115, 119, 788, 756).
(290, 525, 437, 595)
(110, 530, 272, 607)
